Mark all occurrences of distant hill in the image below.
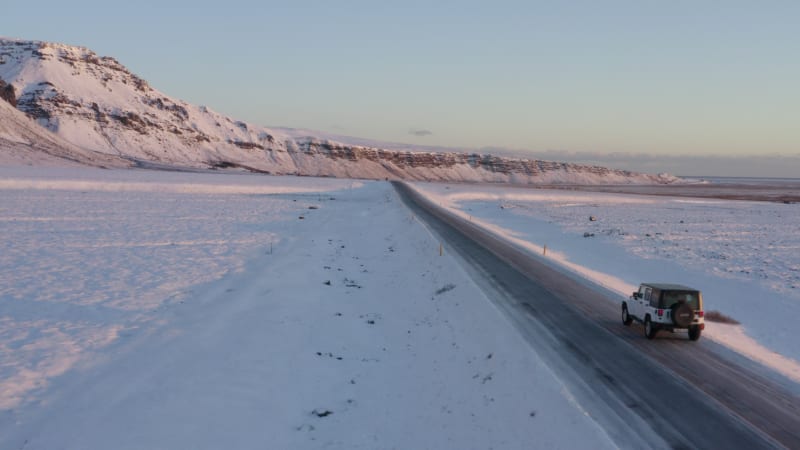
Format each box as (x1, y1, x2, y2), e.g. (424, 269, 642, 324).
(0, 38, 678, 184)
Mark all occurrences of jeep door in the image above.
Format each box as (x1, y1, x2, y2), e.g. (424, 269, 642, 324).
(633, 285, 650, 319)
(643, 286, 655, 318)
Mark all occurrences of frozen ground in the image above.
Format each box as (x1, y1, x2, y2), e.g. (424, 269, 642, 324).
(0, 167, 613, 449)
(411, 182, 800, 383)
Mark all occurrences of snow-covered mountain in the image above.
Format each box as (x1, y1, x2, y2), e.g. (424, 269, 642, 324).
(0, 38, 678, 184)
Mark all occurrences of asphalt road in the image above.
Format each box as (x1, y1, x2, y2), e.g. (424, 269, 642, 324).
(393, 181, 800, 450)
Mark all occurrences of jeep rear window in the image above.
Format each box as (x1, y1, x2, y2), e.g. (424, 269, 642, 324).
(661, 291, 700, 309)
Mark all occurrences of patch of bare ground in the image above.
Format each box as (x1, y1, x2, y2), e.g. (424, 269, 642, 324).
(705, 310, 741, 325)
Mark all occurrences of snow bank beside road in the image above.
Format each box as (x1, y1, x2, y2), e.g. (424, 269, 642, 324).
(0, 168, 613, 449)
(0, 166, 363, 194)
(411, 182, 800, 383)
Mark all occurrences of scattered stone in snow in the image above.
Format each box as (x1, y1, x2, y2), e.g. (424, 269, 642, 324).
(530, 411, 537, 417)
(583, 232, 595, 238)
(344, 278, 362, 288)
(311, 409, 333, 418)
(323, 280, 331, 286)
(366, 320, 375, 325)
(308, 206, 318, 210)
(486, 353, 493, 359)
(298, 216, 304, 220)
(315, 352, 342, 360)
(435, 284, 456, 295)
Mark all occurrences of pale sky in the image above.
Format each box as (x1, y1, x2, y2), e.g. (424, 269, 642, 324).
(3, 1, 799, 176)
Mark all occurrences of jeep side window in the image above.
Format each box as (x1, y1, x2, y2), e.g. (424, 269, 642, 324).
(644, 288, 651, 302)
(650, 289, 661, 307)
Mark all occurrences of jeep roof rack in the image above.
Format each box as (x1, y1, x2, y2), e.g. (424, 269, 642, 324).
(641, 283, 698, 291)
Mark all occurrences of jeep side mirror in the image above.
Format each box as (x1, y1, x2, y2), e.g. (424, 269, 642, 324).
(632, 292, 641, 299)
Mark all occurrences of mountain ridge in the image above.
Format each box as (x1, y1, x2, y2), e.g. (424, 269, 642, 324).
(0, 37, 679, 184)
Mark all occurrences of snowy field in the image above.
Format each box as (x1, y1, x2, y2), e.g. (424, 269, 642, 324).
(0, 167, 613, 449)
(411, 182, 800, 382)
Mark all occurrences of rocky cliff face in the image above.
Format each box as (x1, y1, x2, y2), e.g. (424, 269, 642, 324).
(0, 38, 678, 184)
(0, 79, 16, 106)
(288, 138, 671, 184)
(0, 90, 131, 167)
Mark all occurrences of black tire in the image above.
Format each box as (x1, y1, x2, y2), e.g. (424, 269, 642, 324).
(672, 303, 694, 328)
(688, 326, 702, 341)
(622, 304, 633, 326)
(644, 316, 658, 339)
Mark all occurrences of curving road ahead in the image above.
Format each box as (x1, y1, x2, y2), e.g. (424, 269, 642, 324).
(394, 181, 800, 450)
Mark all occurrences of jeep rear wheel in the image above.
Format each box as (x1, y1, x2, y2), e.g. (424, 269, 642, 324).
(688, 326, 702, 341)
(644, 316, 658, 339)
(622, 304, 633, 326)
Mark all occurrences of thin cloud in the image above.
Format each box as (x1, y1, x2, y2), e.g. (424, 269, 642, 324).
(409, 128, 433, 137)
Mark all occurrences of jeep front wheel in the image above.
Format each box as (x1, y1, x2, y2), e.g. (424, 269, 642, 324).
(622, 304, 633, 326)
(644, 316, 658, 340)
(688, 326, 702, 341)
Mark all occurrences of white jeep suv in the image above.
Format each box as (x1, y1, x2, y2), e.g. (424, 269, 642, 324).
(622, 283, 705, 341)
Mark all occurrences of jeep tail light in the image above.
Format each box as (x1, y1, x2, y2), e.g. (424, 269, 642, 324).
(697, 310, 704, 317)
(657, 309, 664, 317)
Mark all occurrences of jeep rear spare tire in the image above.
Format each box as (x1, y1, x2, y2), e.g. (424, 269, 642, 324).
(672, 303, 694, 328)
